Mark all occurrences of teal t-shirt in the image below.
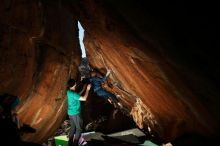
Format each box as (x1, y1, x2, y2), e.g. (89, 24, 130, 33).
(67, 90, 80, 115)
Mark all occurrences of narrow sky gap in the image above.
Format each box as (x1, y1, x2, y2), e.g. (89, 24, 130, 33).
(78, 21, 86, 58)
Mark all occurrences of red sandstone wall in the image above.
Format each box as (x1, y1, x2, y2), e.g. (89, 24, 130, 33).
(0, 0, 80, 143)
(77, 0, 219, 140)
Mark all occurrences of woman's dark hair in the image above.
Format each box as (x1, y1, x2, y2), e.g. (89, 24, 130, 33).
(67, 79, 76, 89)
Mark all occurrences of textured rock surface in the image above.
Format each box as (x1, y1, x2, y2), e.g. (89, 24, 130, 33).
(78, 0, 219, 141)
(0, 0, 80, 143)
(0, 0, 219, 143)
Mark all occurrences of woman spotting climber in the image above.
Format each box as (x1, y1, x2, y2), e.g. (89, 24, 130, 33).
(66, 79, 91, 146)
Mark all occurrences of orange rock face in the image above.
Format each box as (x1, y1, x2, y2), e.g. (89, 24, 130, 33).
(78, 0, 219, 141)
(0, 0, 80, 143)
(0, 0, 219, 143)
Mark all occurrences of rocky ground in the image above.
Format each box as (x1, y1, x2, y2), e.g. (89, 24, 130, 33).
(42, 120, 70, 146)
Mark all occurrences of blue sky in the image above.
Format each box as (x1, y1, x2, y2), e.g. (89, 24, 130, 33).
(78, 21, 86, 58)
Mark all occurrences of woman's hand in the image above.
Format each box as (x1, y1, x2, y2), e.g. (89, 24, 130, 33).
(87, 84, 91, 90)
